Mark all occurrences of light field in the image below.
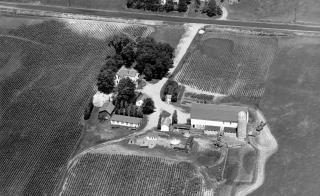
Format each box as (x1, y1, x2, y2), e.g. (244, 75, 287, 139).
(62, 153, 203, 196)
(0, 17, 153, 195)
(174, 30, 277, 99)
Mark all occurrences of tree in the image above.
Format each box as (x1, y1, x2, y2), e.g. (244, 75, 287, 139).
(135, 37, 174, 80)
(142, 98, 155, 114)
(157, 114, 162, 130)
(178, 0, 188, 12)
(97, 69, 115, 94)
(108, 34, 133, 54)
(172, 110, 178, 125)
(203, 0, 222, 17)
(83, 97, 94, 120)
(121, 41, 136, 68)
(102, 55, 124, 71)
(117, 77, 136, 102)
(127, 0, 135, 8)
(164, 0, 174, 12)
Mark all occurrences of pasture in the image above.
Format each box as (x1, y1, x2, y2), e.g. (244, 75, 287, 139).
(226, 0, 320, 24)
(0, 16, 153, 195)
(253, 35, 320, 196)
(61, 153, 203, 196)
(174, 29, 277, 101)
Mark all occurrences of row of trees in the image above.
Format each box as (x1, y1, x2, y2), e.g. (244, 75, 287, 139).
(127, 0, 191, 13)
(201, 0, 222, 17)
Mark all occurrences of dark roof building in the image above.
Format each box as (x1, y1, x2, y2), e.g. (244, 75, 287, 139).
(190, 103, 248, 123)
(99, 101, 115, 115)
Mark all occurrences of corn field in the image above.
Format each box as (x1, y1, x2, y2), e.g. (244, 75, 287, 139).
(175, 31, 278, 99)
(0, 17, 153, 195)
(61, 153, 207, 196)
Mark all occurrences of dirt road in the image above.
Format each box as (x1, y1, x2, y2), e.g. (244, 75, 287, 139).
(236, 109, 278, 196)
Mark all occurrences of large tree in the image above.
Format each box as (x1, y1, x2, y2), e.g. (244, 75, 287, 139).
(108, 34, 133, 54)
(120, 41, 136, 68)
(172, 110, 178, 125)
(142, 98, 155, 114)
(97, 69, 116, 94)
(117, 77, 136, 102)
(178, 0, 188, 12)
(203, 0, 222, 17)
(136, 37, 174, 79)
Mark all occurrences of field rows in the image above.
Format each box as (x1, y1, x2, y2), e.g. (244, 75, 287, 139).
(0, 18, 153, 195)
(62, 153, 206, 196)
(175, 31, 277, 98)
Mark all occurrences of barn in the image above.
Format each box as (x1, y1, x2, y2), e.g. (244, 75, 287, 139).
(190, 104, 248, 139)
(98, 101, 115, 120)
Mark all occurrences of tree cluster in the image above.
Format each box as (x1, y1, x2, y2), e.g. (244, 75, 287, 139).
(141, 98, 155, 114)
(202, 0, 222, 17)
(172, 110, 178, 125)
(127, 0, 190, 13)
(97, 34, 135, 94)
(161, 80, 179, 102)
(114, 102, 143, 118)
(135, 37, 174, 80)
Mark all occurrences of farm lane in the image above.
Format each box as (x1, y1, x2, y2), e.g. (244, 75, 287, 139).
(235, 109, 278, 196)
(1, 1, 320, 32)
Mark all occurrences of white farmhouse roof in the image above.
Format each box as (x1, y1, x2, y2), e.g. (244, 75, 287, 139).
(117, 66, 138, 78)
(190, 104, 248, 123)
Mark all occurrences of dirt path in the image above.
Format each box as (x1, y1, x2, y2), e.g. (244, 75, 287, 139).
(218, 6, 228, 21)
(0, 34, 46, 46)
(236, 109, 278, 196)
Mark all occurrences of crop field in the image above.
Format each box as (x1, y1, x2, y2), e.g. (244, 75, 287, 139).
(61, 153, 204, 196)
(0, 16, 153, 195)
(174, 30, 277, 100)
(0, 0, 127, 10)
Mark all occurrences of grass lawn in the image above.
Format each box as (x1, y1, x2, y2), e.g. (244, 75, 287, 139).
(150, 24, 185, 49)
(226, 0, 320, 24)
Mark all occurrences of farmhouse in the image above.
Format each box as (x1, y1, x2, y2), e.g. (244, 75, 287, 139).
(110, 115, 142, 129)
(115, 66, 139, 87)
(161, 117, 171, 132)
(98, 101, 115, 120)
(190, 104, 248, 139)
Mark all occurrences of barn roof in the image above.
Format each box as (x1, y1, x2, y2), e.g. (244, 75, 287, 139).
(190, 103, 248, 122)
(111, 115, 142, 124)
(99, 101, 115, 114)
(117, 67, 138, 78)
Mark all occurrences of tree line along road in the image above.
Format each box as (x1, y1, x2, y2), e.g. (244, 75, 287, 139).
(1, 1, 320, 32)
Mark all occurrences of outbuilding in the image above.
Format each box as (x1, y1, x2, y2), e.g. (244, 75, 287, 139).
(190, 103, 248, 139)
(161, 117, 171, 132)
(98, 101, 115, 120)
(110, 115, 142, 129)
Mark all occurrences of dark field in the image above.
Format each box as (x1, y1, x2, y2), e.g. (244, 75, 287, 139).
(62, 153, 203, 196)
(0, 16, 153, 195)
(251, 35, 320, 196)
(227, 0, 320, 24)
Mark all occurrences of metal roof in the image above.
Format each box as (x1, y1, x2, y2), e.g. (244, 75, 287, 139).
(116, 67, 138, 78)
(111, 115, 142, 124)
(190, 103, 248, 122)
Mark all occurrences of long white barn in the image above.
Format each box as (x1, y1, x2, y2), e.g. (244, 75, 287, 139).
(190, 104, 248, 130)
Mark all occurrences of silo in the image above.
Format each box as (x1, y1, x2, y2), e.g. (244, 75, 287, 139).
(237, 111, 247, 140)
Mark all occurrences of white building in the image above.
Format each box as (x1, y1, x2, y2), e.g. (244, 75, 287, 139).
(161, 117, 171, 132)
(110, 115, 142, 129)
(115, 66, 139, 87)
(190, 103, 248, 138)
(135, 94, 147, 107)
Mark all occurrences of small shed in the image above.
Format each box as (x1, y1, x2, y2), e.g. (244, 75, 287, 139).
(98, 101, 115, 120)
(166, 94, 172, 104)
(136, 94, 147, 107)
(161, 117, 171, 132)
